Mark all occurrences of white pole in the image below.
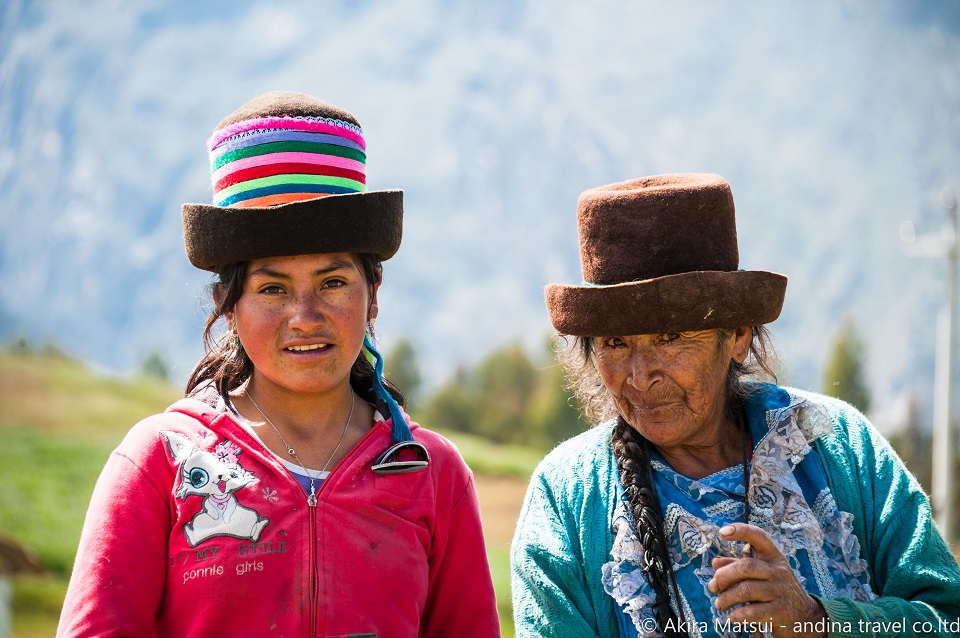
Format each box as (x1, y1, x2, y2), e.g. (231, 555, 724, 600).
(932, 297, 954, 540)
(903, 187, 957, 541)
(931, 190, 957, 541)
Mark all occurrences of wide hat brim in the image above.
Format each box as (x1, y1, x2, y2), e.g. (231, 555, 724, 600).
(545, 269, 787, 336)
(182, 189, 402, 271)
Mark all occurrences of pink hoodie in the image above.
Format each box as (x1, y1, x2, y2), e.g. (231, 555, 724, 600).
(57, 397, 500, 637)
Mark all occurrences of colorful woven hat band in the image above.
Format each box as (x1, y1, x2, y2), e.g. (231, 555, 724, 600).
(207, 115, 367, 208)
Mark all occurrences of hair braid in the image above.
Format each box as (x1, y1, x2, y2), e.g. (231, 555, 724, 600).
(612, 417, 688, 638)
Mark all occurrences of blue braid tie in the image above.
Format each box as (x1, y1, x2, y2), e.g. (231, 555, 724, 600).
(363, 334, 414, 443)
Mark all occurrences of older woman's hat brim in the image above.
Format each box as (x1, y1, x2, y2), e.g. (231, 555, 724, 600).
(182, 189, 402, 271)
(545, 270, 787, 336)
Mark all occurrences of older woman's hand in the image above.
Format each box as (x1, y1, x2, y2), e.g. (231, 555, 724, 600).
(708, 523, 827, 638)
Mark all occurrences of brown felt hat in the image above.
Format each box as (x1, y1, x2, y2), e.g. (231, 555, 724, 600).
(545, 173, 787, 336)
(182, 91, 402, 271)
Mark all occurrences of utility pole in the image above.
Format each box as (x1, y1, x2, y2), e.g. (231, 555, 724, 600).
(901, 187, 958, 541)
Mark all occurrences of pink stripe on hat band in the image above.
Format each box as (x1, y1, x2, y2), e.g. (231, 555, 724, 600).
(208, 116, 365, 152)
(211, 152, 366, 184)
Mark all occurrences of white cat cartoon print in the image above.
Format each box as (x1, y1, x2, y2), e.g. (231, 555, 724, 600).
(162, 431, 270, 547)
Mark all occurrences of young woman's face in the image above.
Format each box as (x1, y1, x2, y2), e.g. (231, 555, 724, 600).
(225, 253, 378, 398)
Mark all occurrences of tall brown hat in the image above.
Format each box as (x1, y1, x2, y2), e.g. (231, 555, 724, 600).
(545, 173, 787, 336)
(182, 91, 402, 271)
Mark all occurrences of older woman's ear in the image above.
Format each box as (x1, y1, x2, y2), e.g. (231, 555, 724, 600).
(211, 282, 227, 307)
(732, 326, 752, 364)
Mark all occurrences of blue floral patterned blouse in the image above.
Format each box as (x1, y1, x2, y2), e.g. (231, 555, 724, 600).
(602, 386, 876, 638)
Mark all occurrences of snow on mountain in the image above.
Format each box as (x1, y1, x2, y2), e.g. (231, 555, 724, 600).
(1, 0, 958, 421)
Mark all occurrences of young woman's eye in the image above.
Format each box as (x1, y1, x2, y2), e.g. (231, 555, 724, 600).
(259, 285, 285, 295)
(322, 279, 347, 289)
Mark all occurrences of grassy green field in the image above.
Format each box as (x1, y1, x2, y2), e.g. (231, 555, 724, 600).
(0, 346, 535, 637)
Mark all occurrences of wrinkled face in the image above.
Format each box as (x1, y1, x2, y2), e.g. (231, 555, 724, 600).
(593, 328, 751, 450)
(225, 253, 378, 397)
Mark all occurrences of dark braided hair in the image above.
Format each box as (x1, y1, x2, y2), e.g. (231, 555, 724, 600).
(612, 417, 688, 637)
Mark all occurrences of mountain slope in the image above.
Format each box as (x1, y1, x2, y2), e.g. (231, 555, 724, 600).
(1, 0, 958, 419)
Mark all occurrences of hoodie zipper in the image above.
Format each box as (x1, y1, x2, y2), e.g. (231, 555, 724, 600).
(306, 420, 388, 637)
(308, 506, 318, 637)
(218, 406, 395, 637)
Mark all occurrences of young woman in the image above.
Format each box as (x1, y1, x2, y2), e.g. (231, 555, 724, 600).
(57, 91, 500, 637)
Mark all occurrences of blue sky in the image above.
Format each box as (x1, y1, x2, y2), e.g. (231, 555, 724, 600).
(1, 0, 958, 425)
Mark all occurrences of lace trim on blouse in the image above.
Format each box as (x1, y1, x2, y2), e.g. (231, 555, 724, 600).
(601, 390, 876, 638)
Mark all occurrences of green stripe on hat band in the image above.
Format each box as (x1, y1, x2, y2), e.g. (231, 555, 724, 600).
(215, 174, 366, 200)
(212, 140, 366, 170)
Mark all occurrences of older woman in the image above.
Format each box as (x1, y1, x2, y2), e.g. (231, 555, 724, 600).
(511, 174, 960, 637)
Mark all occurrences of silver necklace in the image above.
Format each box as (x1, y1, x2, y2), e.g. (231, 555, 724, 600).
(246, 389, 355, 507)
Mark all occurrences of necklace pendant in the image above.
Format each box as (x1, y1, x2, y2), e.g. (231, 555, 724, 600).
(307, 493, 317, 507)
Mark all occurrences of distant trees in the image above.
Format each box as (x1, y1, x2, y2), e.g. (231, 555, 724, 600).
(821, 316, 871, 413)
(523, 356, 587, 447)
(884, 394, 960, 544)
(886, 393, 932, 491)
(141, 351, 170, 381)
(384, 337, 423, 409)
(819, 317, 960, 540)
(416, 339, 586, 450)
